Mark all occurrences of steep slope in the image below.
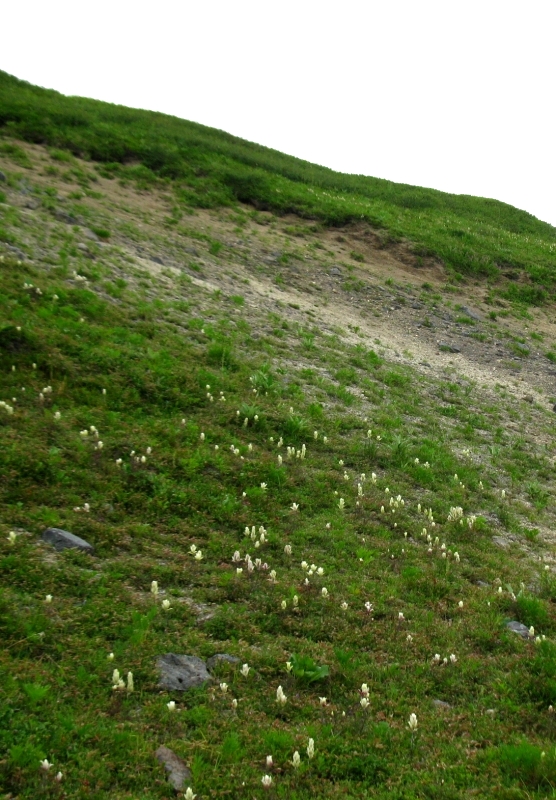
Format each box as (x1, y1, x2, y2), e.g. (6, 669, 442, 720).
(1, 135, 556, 799)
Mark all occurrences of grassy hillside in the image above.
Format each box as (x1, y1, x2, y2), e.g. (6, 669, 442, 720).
(1, 69, 556, 304)
(1, 89, 556, 799)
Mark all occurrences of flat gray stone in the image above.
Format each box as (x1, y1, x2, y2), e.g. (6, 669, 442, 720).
(506, 621, 531, 639)
(157, 654, 210, 691)
(55, 210, 78, 225)
(476, 580, 490, 588)
(329, 267, 342, 276)
(0, 171, 6, 182)
(432, 699, 451, 709)
(458, 306, 481, 322)
(155, 746, 191, 791)
(84, 229, 99, 241)
(438, 342, 461, 354)
(42, 527, 93, 553)
(493, 536, 511, 549)
(206, 653, 240, 672)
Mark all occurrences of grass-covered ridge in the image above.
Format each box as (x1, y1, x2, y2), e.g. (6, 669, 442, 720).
(1, 69, 556, 302)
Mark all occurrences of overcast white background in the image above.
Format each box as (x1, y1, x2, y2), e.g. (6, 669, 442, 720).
(3, 1, 555, 226)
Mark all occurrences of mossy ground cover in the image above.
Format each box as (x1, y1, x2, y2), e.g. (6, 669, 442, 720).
(1, 137, 556, 799)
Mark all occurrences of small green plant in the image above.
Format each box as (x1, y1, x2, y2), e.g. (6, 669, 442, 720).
(516, 595, 550, 631)
(91, 226, 110, 240)
(249, 365, 276, 392)
(23, 682, 50, 706)
(207, 342, 236, 370)
(209, 240, 222, 256)
(289, 653, 329, 683)
(492, 742, 556, 789)
(283, 413, 308, 440)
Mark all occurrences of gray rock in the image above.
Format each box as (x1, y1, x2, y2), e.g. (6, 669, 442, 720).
(6, 245, 27, 260)
(206, 653, 240, 672)
(77, 243, 89, 252)
(506, 620, 531, 639)
(42, 527, 94, 553)
(24, 199, 40, 210)
(432, 699, 451, 709)
(329, 267, 342, 276)
(185, 247, 199, 257)
(55, 210, 78, 225)
(476, 580, 490, 588)
(157, 654, 210, 691)
(151, 255, 164, 265)
(0, 170, 6, 182)
(458, 306, 481, 322)
(493, 536, 510, 549)
(155, 746, 191, 791)
(438, 342, 461, 354)
(84, 229, 99, 241)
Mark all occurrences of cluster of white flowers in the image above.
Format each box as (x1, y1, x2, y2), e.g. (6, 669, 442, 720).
(300, 561, 324, 576)
(39, 759, 63, 781)
(432, 653, 457, 665)
(72, 270, 88, 284)
(80, 424, 100, 440)
(286, 443, 307, 460)
(111, 668, 134, 692)
(24, 282, 43, 295)
(276, 685, 287, 705)
(0, 400, 14, 414)
(189, 545, 203, 561)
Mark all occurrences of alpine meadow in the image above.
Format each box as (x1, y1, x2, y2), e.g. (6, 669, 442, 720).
(2, 69, 556, 799)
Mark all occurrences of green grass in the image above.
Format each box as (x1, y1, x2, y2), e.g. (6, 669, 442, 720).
(1, 242, 556, 798)
(1, 70, 556, 303)
(1, 81, 556, 798)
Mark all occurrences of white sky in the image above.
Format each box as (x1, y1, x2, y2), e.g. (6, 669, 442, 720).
(3, 0, 556, 226)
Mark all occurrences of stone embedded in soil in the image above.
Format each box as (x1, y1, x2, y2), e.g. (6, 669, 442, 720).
(54, 209, 79, 225)
(157, 654, 211, 691)
(458, 306, 482, 321)
(206, 653, 240, 672)
(438, 342, 461, 353)
(506, 621, 531, 639)
(155, 745, 191, 791)
(492, 536, 511, 549)
(42, 527, 94, 553)
(432, 699, 452, 709)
